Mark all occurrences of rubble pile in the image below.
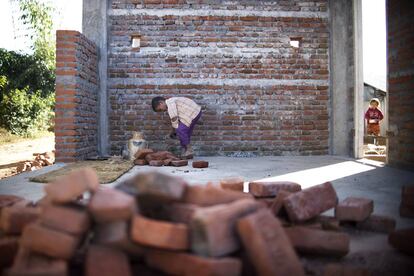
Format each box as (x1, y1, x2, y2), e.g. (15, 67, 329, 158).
(0, 169, 411, 276)
(133, 149, 209, 168)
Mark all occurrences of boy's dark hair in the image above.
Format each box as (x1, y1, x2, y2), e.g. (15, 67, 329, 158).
(151, 96, 165, 111)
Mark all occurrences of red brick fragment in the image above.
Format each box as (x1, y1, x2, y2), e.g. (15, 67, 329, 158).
(183, 185, 252, 207)
(284, 226, 350, 257)
(134, 159, 148, 166)
(171, 160, 188, 167)
(162, 203, 199, 224)
(85, 245, 132, 276)
(0, 206, 40, 234)
(21, 223, 79, 259)
(0, 236, 19, 269)
(283, 182, 338, 222)
(237, 209, 304, 276)
(335, 197, 373, 222)
(356, 214, 396, 233)
(40, 204, 90, 235)
(0, 195, 25, 210)
(255, 197, 274, 208)
(44, 168, 99, 203)
(315, 215, 341, 231)
(6, 247, 68, 276)
(131, 215, 189, 250)
(249, 181, 301, 197)
(149, 160, 164, 166)
(388, 228, 414, 255)
(134, 148, 154, 160)
(163, 158, 172, 166)
(145, 249, 241, 276)
(270, 190, 292, 216)
(323, 264, 371, 276)
(191, 198, 262, 257)
(88, 188, 137, 223)
(192, 160, 209, 168)
(220, 177, 244, 192)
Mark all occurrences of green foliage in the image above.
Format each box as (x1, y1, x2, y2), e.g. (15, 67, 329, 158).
(0, 48, 55, 98)
(17, 0, 55, 70)
(0, 85, 54, 137)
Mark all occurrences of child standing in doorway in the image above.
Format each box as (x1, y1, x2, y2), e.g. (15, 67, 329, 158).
(365, 98, 384, 136)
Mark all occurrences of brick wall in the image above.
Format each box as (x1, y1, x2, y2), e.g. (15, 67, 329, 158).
(387, 0, 414, 169)
(108, 0, 330, 156)
(55, 31, 99, 162)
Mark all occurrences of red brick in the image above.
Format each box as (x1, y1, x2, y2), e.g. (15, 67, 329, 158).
(149, 160, 164, 166)
(0, 206, 40, 234)
(145, 151, 170, 162)
(163, 158, 172, 166)
(121, 172, 187, 202)
(335, 197, 374, 222)
(0, 236, 19, 269)
(284, 226, 350, 257)
(323, 264, 371, 276)
(134, 159, 148, 166)
(134, 148, 154, 159)
(85, 245, 132, 276)
(145, 249, 241, 276)
(249, 181, 301, 197)
(161, 203, 199, 224)
(40, 204, 90, 235)
(270, 190, 292, 216)
(388, 228, 414, 255)
(220, 177, 244, 192)
(191, 198, 262, 257)
(0, 195, 25, 209)
(255, 197, 275, 208)
(237, 209, 304, 276)
(171, 160, 188, 167)
(6, 247, 68, 276)
(183, 185, 252, 206)
(88, 188, 137, 223)
(21, 223, 80, 259)
(131, 215, 189, 250)
(93, 221, 145, 257)
(192, 160, 209, 168)
(44, 168, 99, 203)
(283, 182, 338, 222)
(315, 215, 341, 231)
(355, 214, 396, 234)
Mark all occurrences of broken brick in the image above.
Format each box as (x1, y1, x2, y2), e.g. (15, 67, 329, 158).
(149, 160, 164, 166)
(119, 172, 187, 203)
(388, 228, 414, 255)
(191, 198, 262, 257)
(6, 247, 68, 276)
(21, 223, 80, 259)
(93, 221, 145, 257)
(283, 182, 338, 222)
(220, 177, 244, 192)
(0, 195, 25, 210)
(131, 215, 189, 250)
(85, 245, 132, 276)
(134, 159, 148, 166)
(315, 215, 341, 231)
(270, 190, 292, 216)
(192, 160, 209, 168)
(134, 148, 154, 160)
(163, 158, 172, 166)
(0, 236, 19, 269)
(145, 249, 242, 276)
(335, 197, 374, 222)
(88, 188, 137, 223)
(44, 168, 99, 203)
(284, 226, 350, 257)
(40, 204, 90, 235)
(171, 160, 188, 167)
(323, 264, 371, 276)
(355, 214, 396, 234)
(161, 202, 199, 224)
(237, 209, 304, 276)
(183, 185, 252, 207)
(249, 181, 301, 197)
(0, 206, 40, 234)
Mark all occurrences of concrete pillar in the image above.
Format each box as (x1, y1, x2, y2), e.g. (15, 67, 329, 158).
(82, 0, 109, 156)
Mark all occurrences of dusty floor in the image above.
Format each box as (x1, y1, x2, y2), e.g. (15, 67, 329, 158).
(0, 155, 413, 275)
(0, 136, 55, 179)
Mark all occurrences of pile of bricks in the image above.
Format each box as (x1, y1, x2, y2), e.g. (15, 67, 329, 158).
(133, 148, 209, 168)
(16, 152, 55, 173)
(0, 169, 410, 275)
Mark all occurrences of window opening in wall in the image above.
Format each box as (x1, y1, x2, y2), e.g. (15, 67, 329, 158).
(361, 0, 387, 163)
(289, 37, 301, 48)
(131, 35, 141, 50)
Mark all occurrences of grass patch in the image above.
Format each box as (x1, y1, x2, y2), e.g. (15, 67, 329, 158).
(0, 128, 54, 146)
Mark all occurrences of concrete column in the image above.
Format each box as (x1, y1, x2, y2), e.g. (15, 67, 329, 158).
(82, 0, 109, 156)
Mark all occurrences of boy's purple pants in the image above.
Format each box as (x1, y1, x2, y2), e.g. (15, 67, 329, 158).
(176, 111, 202, 148)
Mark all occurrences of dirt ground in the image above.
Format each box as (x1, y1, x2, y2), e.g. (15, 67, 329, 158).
(0, 136, 55, 179)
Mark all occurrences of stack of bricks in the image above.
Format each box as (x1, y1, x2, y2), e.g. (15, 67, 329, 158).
(0, 169, 403, 275)
(55, 30, 99, 162)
